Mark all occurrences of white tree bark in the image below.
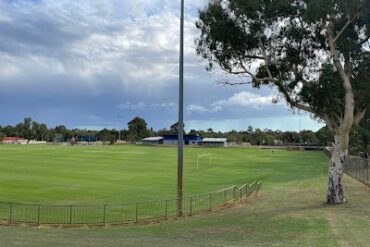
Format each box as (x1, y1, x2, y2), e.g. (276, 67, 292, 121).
(327, 134, 349, 204)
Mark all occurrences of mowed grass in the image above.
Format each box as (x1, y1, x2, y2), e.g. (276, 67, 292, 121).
(0, 144, 324, 204)
(2, 145, 370, 246)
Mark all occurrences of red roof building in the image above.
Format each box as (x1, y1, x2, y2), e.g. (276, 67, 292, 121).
(2, 137, 26, 144)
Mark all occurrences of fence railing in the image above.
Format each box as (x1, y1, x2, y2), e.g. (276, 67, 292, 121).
(324, 147, 370, 186)
(344, 157, 370, 186)
(0, 181, 262, 226)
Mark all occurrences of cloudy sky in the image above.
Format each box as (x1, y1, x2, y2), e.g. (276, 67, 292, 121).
(0, 0, 323, 132)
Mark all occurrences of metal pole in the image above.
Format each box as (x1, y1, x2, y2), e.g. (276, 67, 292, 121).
(299, 112, 302, 147)
(177, 0, 184, 217)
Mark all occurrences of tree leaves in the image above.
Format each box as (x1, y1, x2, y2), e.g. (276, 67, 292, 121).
(196, 0, 370, 132)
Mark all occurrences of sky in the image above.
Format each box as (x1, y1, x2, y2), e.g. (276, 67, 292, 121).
(0, 0, 324, 132)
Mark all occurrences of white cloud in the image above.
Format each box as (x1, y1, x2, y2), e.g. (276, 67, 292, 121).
(187, 104, 209, 114)
(117, 102, 147, 110)
(117, 101, 175, 110)
(211, 91, 277, 110)
(0, 1, 322, 131)
(185, 91, 279, 115)
(186, 113, 323, 132)
(0, 0, 201, 91)
(152, 102, 176, 108)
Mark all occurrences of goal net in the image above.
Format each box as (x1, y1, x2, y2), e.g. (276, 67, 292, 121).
(196, 153, 212, 169)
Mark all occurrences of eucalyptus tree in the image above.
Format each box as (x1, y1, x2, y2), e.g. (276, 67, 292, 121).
(196, 0, 370, 204)
(127, 117, 149, 142)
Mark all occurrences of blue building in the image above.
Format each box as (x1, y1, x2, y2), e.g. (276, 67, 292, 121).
(162, 135, 202, 145)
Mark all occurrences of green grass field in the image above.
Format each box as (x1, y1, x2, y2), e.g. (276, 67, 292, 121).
(1, 144, 370, 246)
(0, 144, 320, 204)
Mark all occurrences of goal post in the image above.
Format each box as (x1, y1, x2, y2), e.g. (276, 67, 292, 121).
(196, 153, 212, 169)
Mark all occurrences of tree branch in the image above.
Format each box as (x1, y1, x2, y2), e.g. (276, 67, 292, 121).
(277, 84, 315, 115)
(359, 36, 370, 46)
(292, 64, 313, 88)
(333, 4, 362, 43)
(333, 15, 357, 43)
(322, 114, 337, 131)
(258, 35, 273, 79)
(277, 81, 339, 130)
(354, 109, 367, 125)
(242, 55, 265, 60)
(331, 112, 343, 127)
(217, 81, 248, 86)
(327, 20, 355, 131)
(237, 58, 277, 83)
(290, 101, 315, 115)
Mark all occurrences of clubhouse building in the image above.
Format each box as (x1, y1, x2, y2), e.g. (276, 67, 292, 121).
(141, 135, 227, 147)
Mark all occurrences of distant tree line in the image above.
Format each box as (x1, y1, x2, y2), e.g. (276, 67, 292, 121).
(0, 116, 368, 155)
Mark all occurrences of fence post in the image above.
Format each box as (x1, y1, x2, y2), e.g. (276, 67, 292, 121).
(209, 193, 212, 211)
(103, 204, 107, 224)
(69, 205, 73, 224)
(190, 197, 193, 216)
(135, 203, 139, 223)
(233, 186, 236, 202)
(37, 205, 41, 225)
(165, 200, 168, 219)
(255, 183, 258, 198)
(9, 203, 13, 222)
(367, 160, 369, 185)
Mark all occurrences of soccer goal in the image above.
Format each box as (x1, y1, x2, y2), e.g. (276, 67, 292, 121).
(196, 153, 212, 169)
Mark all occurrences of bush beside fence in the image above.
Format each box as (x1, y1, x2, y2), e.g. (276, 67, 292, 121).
(0, 181, 262, 226)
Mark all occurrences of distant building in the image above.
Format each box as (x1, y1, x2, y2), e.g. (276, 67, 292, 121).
(142, 137, 164, 145)
(200, 138, 228, 147)
(27, 140, 47, 145)
(76, 136, 99, 142)
(162, 135, 202, 145)
(2, 137, 27, 144)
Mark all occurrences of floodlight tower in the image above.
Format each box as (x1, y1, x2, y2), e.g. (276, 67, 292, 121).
(299, 111, 302, 146)
(177, 0, 185, 217)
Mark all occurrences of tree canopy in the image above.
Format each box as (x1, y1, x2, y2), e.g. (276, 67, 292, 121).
(196, 0, 370, 131)
(196, 0, 370, 204)
(127, 116, 149, 143)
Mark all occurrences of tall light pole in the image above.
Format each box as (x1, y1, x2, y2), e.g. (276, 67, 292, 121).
(177, 0, 184, 217)
(299, 112, 302, 146)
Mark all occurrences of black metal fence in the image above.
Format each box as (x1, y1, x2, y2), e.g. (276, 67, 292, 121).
(344, 157, 370, 186)
(0, 181, 261, 226)
(324, 148, 370, 186)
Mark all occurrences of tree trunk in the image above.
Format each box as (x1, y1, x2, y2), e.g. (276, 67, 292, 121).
(327, 134, 349, 204)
